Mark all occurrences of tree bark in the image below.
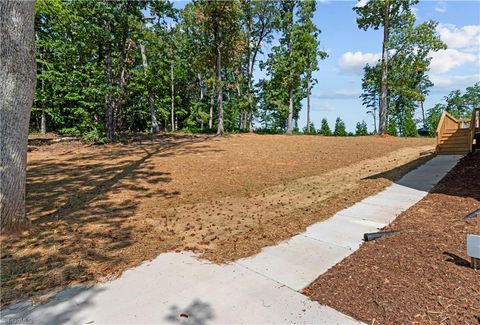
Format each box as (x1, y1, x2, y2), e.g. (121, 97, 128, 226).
(171, 59, 175, 132)
(378, 3, 390, 135)
(216, 47, 224, 136)
(209, 88, 214, 129)
(0, 0, 36, 231)
(286, 2, 294, 135)
(306, 75, 311, 133)
(287, 87, 293, 135)
(213, 14, 224, 136)
(139, 38, 159, 133)
(104, 27, 115, 142)
(41, 110, 46, 135)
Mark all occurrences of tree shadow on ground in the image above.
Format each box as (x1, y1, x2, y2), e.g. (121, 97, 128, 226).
(1, 134, 222, 307)
(0, 284, 105, 325)
(364, 152, 480, 201)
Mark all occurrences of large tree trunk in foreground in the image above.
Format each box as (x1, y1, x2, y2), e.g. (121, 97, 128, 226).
(378, 5, 390, 135)
(0, 0, 36, 232)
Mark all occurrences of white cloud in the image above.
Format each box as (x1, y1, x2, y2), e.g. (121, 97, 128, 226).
(437, 24, 480, 49)
(355, 0, 369, 8)
(430, 49, 478, 73)
(338, 51, 381, 75)
(434, 1, 447, 13)
(426, 24, 480, 77)
(313, 88, 361, 99)
(430, 74, 480, 89)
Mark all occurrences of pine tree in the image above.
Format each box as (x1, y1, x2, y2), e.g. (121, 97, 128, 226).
(333, 117, 347, 136)
(355, 120, 368, 136)
(319, 118, 331, 136)
(402, 111, 417, 137)
(386, 118, 398, 136)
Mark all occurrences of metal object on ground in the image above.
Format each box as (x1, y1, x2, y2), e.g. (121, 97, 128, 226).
(363, 230, 400, 242)
(465, 208, 480, 221)
(467, 234, 480, 270)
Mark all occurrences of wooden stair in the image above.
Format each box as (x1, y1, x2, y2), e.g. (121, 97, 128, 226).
(437, 128, 471, 154)
(436, 111, 476, 155)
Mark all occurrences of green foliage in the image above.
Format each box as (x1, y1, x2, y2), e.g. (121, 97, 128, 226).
(426, 104, 443, 137)
(303, 122, 317, 135)
(358, 9, 445, 136)
(355, 120, 368, 136)
(425, 83, 480, 136)
(355, 0, 445, 134)
(386, 118, 398, 136)
(319, 118, 331, 136)
(333, 117, 347, 136)
(31, 0, 451, 141)
(401, 112, 417, 137)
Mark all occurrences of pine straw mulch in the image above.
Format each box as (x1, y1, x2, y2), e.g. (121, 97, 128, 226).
(305, 153, 480, 324)
(1, 134, 434, 307)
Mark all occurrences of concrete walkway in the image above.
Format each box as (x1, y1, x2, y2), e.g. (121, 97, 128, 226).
(1, 155, 462, 325)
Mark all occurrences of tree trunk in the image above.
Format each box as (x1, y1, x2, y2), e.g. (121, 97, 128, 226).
(0, 0, 36, 232)
(286, 2, 294, 135)
(104, 29, 115, 142)
(306, 75, 311, 133)
(216, 47, 224, 136)
(139, 39, 159, 133)
(171, 59, 175, 132)
(209, 89, 214, 129)
(40, 51, 46, 135)
(41, 110, 46, 135)
(287, 87, 293, 135)
(378, 4, 390, 135)
(421, 100, 426, 128)
(198, 73, 204, 101)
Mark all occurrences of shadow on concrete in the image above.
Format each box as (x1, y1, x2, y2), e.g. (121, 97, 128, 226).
(165, 299, 215, 325)
(0, 285, 104, 325)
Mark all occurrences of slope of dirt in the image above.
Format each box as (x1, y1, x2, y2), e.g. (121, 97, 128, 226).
(306, 153, 480, 324)
(1, 134, 434, 306)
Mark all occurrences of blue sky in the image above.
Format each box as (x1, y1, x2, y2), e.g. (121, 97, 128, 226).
(172, 0, 480, 132)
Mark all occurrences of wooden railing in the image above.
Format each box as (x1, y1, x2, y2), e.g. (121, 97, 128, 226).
(472, 108, 480, 150)
(436, 108, 480, 153)
(436, 111, 460, 149)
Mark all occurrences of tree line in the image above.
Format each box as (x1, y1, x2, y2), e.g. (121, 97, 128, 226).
(32, 0, 329, 141)
(31, 0, 465, 141)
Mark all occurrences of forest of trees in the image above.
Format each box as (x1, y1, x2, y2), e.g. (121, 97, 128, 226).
(30, 0, 478, 141)
(32, 0, 329, 140)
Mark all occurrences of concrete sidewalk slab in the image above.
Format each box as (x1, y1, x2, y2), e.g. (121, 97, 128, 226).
(303, 214, 385, 250)
(236, 235, 351, 291)
(1, 252, 360, 325)
(336, 201, 403, 224)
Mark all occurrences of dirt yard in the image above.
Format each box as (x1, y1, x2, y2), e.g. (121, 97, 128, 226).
(306, 153, 480, 324)
(1, 134, 434, 306)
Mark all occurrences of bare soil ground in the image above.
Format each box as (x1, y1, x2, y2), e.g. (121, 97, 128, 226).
(306, 153, 480, 324)
(1, 134, 434, 306)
